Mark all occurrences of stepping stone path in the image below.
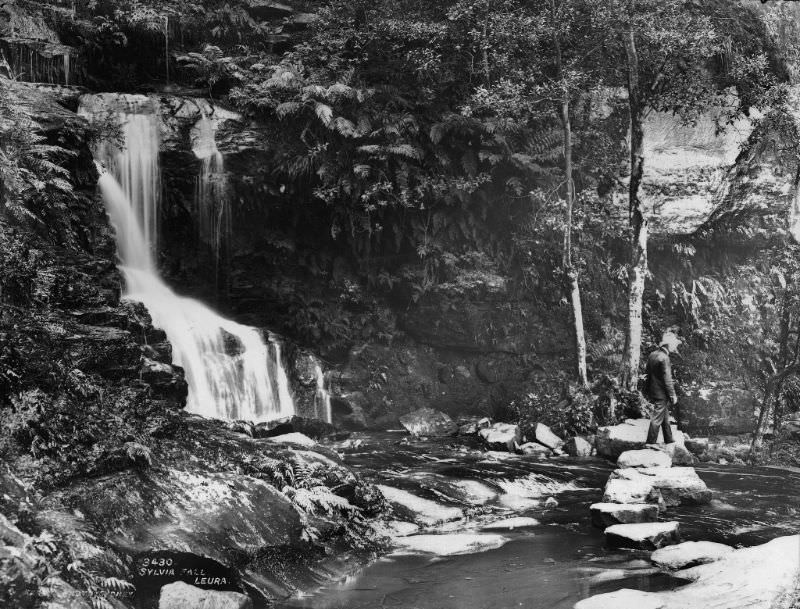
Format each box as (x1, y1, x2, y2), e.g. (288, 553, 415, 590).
(579, 420, 798, 609)
(591, 434, 712, 552)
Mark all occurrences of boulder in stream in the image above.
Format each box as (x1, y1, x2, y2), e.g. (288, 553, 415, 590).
(565, 436, 592, 457)
(532, 423, 564, 450)
(684, 437, 709, 456)
(590, 503, 659, 528)
(158, 581, 252, 609)
(399, 408, 458, 437)
(456, 416, 491, 436)
(650, 541, 733, 570)
(479, 423, 522, 451)
(267, 432, 317, 448)
(518, 442, 552, 457)
(617, 449, 672, 469)
(254, 416, 335, 440)
(605, 521, 680, 550)
(646, 442, 695, 466)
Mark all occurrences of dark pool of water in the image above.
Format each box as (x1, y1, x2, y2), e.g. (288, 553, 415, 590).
(275, 434, 800, 609)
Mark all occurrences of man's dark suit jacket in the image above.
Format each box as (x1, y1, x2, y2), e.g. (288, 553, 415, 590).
(644, 346, 677, 403)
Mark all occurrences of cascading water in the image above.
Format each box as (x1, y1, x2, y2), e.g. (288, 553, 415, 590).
(79, 94, 295, 422)
(191, 112, 231, 286)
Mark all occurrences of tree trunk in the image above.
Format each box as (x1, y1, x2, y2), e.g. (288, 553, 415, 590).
(750, 386, 773, 461)
(552, 0, 588, 388)
(619, 24, 648, 392)
(750, 363, 800, 460)
(481, 20, 490, 84)
(560, 100, 588, 387)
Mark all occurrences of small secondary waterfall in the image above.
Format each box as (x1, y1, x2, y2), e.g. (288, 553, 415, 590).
(80, 94, 295, 422)
(191, 112, 231, 286)
(313, 364, 333, 424)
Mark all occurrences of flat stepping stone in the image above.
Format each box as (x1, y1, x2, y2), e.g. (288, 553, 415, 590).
(590, 503, 659, 528)
(605, 522, 680, 550)
(393, 533, 508, 556)
(604, 467, 711, 506)
(575, 589, 665, 609)
(596, 418, 685, 459)
(481, 517, 539, 531)
(617, 449, 672, 469)
(602, 476, 662, 505)
(650, 541, 733, 570)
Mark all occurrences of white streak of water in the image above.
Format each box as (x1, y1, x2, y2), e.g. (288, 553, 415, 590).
(192, 112, 230, 283)
(313, 363, 332, 424)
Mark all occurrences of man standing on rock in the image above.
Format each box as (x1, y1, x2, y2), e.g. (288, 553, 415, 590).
(644, 332, 681, 445)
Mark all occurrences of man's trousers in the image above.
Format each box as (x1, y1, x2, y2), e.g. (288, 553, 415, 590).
(646, 399, 674, 444)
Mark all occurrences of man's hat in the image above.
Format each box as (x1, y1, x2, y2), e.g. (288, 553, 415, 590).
(660, 331, 682, 352)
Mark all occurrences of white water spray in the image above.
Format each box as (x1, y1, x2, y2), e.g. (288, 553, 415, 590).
(81, 94, 295, 422)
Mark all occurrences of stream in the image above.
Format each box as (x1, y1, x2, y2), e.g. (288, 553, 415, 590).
(276, 433, 800, 609)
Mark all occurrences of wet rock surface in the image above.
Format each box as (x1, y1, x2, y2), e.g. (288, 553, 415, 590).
(565, 436, 593, 457)
(596, 419, 685, 460)
(479, 423, 522, 451)
(399, 408, 458, 437)
(32, 416, 385, 605)
(252, 415, 336, 440)
(617, 449, 672, 469)
(650, 541, 733, 570)
(604, 522, 681, 550)
(159, 581, 252, 609)
(579, 535, 800, 609)
(532, 423, 564, 451)
(605, 467, 712, 507)
(590, 503, 659, 528)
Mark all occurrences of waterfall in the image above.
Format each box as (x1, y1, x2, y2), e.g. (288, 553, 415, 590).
(79, 94, 295, 422)
(313, 363, 333, 424)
